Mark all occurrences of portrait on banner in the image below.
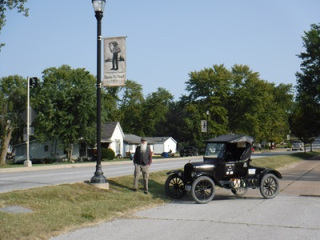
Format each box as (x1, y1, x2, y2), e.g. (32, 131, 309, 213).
(103, 36, 126, 86)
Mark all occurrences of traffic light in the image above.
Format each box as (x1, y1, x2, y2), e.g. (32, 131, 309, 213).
(29, 77, 38, 88)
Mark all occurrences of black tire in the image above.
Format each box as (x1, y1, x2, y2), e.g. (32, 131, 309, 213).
(231, 187, 248, 196)
(191, 176, 215, 204)
(165, 174, 186, 199)
(260, 173, 280, 199)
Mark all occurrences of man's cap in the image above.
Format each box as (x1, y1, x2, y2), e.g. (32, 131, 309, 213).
(141, 138, 147, 141)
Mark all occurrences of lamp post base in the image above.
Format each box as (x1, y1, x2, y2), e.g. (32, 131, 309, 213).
(89, 164, 109, 189)
(24, 160, 32, 167)
(88, 182, 109, 190)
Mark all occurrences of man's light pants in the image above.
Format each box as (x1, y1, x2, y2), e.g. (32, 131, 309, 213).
(133, 164, 150, 191)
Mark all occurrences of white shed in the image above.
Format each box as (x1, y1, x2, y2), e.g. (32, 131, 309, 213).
(144, 137, 177, 155)
(123, 134, 155, 157)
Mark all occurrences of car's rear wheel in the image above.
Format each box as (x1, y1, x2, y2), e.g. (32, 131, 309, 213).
(191, 176, 215, 204)
(260, 173, 279, 199)
(165, 174, 186, 199)
(231, 187, 248, 196)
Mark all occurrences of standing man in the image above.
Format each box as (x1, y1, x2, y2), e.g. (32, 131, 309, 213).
(109, 41, 121, 70)
(133, 138, 152, 194)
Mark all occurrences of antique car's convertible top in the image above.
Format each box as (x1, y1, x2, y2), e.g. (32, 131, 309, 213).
(165, 134, 282, 204)
(204, 134, 253, 161)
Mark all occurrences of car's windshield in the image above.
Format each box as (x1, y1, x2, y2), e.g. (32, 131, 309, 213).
(205, 143, 225, 158)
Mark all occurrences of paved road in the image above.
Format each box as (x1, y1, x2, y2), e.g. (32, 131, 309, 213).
(0, 157, 202, 193)
(50, 158, 320, 240)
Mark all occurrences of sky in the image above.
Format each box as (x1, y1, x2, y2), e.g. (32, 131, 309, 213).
(1, 0, 320, 100)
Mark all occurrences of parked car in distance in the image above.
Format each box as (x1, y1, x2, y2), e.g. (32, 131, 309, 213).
(292, 140, 304, 151)
(179, 146, 198, 157)
(6, 152, 14, 160)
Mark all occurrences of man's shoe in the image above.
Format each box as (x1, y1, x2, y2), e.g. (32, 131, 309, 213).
(133, 189, 137, 192)
(144, 191, 148, 194)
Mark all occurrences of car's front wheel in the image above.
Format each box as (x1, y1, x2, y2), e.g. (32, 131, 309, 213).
(191, 176, 215, 204)
(165, 174, 186, 199)
(260, 173, 280, 199)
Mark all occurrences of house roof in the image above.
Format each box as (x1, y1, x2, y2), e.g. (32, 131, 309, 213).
(144, 137, 177, 144)
(124, 134, 142, 144)
(124, 134, 156, 144)
(101, 122, 124, 143)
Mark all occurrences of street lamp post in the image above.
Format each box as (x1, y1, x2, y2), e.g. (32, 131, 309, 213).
(90, 0, 108, 187)
(206, 110, 210, 140)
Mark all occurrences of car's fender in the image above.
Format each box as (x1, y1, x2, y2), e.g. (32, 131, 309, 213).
(259, 169, 282, 183)
(193, 172, 219, 185)
(166, 169, 184, 177)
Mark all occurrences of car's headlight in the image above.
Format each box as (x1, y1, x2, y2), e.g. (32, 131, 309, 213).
(191, 171, 197, 178)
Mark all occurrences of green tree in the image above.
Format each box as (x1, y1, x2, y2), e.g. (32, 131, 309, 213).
(178, 101, 204, 147)
(33, 65, 96, 161)
(118, 80, 144, 135)
(163, 101, 185, 142)
(290, 103, 317, 146)
(0, 0, 29, 50)
(0, 75, 26, 165)
(228, 65, 263, 137)
(181, 64, 293, 148)
(101, 87, 120, 123)
(293, 23, 320, 140)
(229, 65, 293, 143)
(183, 64, 231, 143)
(141, 87, 173, 136)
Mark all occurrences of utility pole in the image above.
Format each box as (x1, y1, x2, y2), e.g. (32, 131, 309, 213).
(24, 77, 32, 167)
(23, 77, 38, 167)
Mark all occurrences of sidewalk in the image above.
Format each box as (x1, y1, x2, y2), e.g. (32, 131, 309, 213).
(50, 159, 320, 240)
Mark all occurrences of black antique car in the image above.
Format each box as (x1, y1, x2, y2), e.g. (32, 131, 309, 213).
(165, 134, 282, 204)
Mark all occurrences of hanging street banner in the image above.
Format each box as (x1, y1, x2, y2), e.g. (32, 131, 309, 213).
(201, 120, 207, 133)
(103, 36, 126, 87)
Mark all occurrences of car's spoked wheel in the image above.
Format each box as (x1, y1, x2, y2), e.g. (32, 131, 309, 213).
(260, 173, 279, 199)
(191, 176, 215, 204)
(165, 174, 186, 199)
(231, 187, 248, 196)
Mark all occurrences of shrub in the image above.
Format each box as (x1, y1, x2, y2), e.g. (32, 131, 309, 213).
(102, 148, 115, 160)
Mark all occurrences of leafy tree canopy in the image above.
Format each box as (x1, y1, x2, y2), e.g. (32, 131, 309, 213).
(33, 65, 96, 160)
(0, 75, 26, 164)
(293, 23, 320, 140)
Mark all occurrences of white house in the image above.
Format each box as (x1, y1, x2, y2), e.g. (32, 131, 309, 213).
(13, 140, 80, 163)
(13, 122, 178, 162)
(123, 134, 141, 157)
(101, 122, 125, 157)
(144, 137, 177, 155)
(312, 136, 320, 149)
(13, 122, 124, 163)
(123, 134, 155, 157)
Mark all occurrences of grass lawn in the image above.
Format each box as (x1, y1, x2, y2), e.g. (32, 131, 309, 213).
(0, 152, 318, 240)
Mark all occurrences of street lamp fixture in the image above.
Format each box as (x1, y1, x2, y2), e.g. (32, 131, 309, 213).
(90, 0, 108, 187)
(92, 0, 106, 12)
